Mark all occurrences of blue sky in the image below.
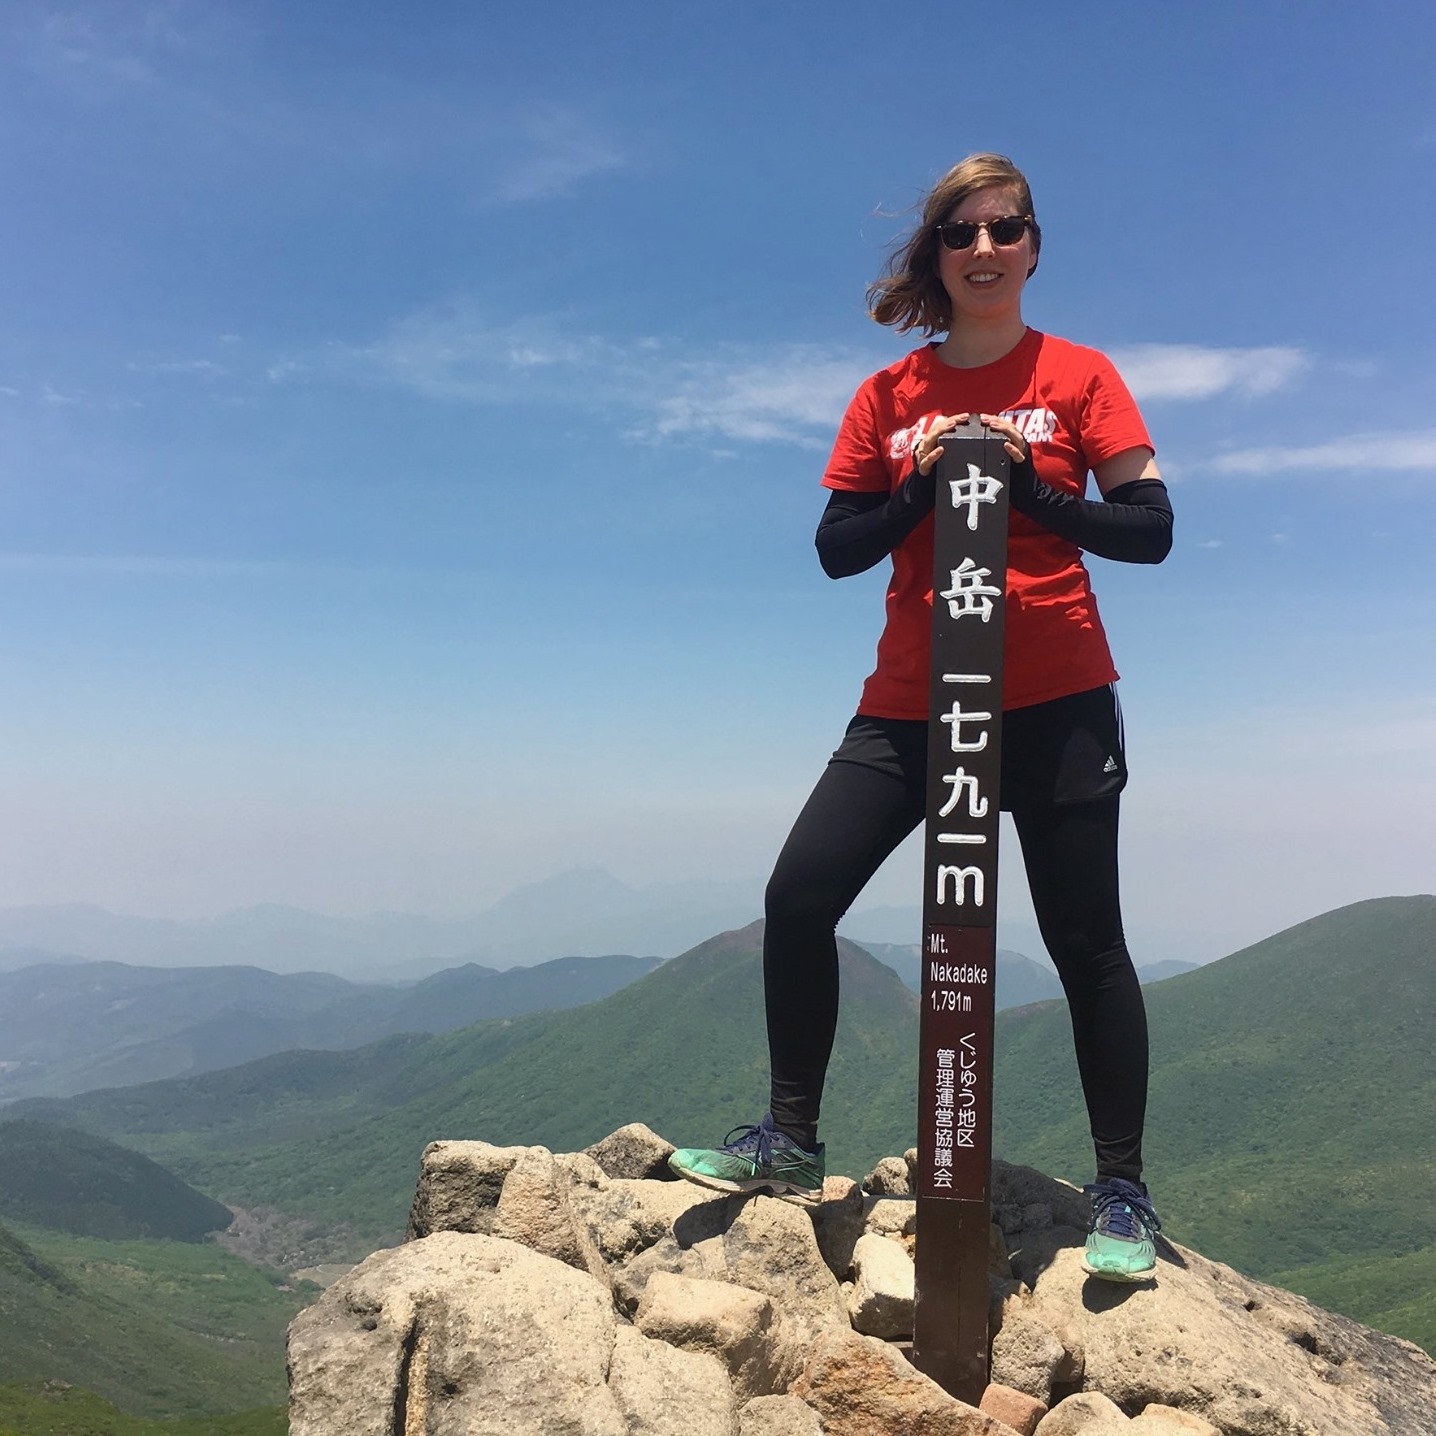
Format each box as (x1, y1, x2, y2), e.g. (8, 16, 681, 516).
(1, 0, 1433, 964)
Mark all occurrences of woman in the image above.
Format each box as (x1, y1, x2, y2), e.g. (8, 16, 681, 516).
(669, 154, 1173, 1282)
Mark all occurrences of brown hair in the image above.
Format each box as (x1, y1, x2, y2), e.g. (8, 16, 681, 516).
(866, 153, 1042, 336)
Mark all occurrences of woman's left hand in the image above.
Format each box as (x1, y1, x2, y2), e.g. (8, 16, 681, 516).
(979, 413, 1029, 466)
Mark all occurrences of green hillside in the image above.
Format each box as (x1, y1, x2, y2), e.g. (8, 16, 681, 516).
(17, 924, 919, 1250)
(0, 1120, 232, 1240)
(0, 1383, 282, 1436)
(0, 1219, 312, 1420)
(991, 894, 1436, 1346)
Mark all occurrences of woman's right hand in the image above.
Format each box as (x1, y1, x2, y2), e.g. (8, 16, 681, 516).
(912, 414, 971, 476)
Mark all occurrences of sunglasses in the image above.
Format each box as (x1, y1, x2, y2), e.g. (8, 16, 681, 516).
(936, 215, 1033, 251)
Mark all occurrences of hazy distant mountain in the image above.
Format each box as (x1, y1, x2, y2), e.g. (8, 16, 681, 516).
(0, 872, 765, 977)
(0, 952, 663, 1101)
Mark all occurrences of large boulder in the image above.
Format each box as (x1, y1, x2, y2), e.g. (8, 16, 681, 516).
(1002, 1178, 1436, 1436)
(289, 1231, 627, 1436)
(405, 1140, 547, 1240)
(584, 1122, 677, 1180)
(607, 1323, 738, 1436)
(635, 1271, 805, 1400)
(846, 1232, 915, 1339)
(790, 1325, 1020, 1435)
(491, 1149, 609, 1286)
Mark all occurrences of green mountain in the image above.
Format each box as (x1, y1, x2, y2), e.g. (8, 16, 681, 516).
(0, 1119, 232, 1240)
(0, 1217, 308, 1420)
(0, 953, 662, 1100)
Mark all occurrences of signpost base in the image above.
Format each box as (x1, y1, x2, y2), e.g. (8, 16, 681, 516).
(912, 1196, 991, 1405)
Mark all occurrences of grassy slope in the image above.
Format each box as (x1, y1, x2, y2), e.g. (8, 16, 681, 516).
(0, 1220, 316, 1420)
(0, 1120, 232, 1241)
(0, 1383, 283, 1436)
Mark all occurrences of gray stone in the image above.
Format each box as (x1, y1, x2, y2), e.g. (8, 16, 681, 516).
(863, 1194, 917, 1242)
(990, 1305, 1070, 1404)
(584, 1122, 678, 1180)
(1035, 1391, 1130, 1435)
(1128, 1405, 1222, 1436)
(738, 1394, 824, 1436)
(790, 1325, 1019, 1435)
(607, 1323, 738, 1436)
(809, 1175, 865, 1281)
(404, 1140, 546, 1240)
(635, 1271, 803, 1400)
(862, 1155, 912, 1195)
(846, 1232, 914, 1340)
(1014, 1226, 1436, 1436)
(491, 1149, 609, 1287)
(287, 1231, 627, 1436)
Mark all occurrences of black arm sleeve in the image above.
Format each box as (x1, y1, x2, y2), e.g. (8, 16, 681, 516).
(1007, 453, 1173, 564)
(814, 467, 936, 579)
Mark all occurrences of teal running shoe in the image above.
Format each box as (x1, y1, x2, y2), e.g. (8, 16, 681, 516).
(668, 1113, 825, 1206)
(1082, 1178, 1161, 1282)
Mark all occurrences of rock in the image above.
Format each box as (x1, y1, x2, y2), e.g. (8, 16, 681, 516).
(607, 1323, 738, 1436)
(404, 1140, 546, 1240)
(570, 1174, 723, 1267)
(585, 1122, 677, 1180)
(846, 1232, 915, 1340)
(864, 1194, 918, 1241)
(990, 1305, 1070, 1403)
(710, 1193, 847, 1335)
(863, 1155, 912, 1195)
(491, 1149, 609, 1286)
(980, 1382, 1049, 1436)
(738, 1393, 824, 1435)
(991, 1162, 1090, 1236)
(288, 1231, 628, 1436)
(1128, 1405, 1222, 1435)
(905, 1146, 919, 1188)
(1012, 1224, 1436, 1436)
(635, 1271, 803, 1400)
(1035, 1391, 1131, 1434)
(596, 1185, 845, 1337)
(810, 1176, 865, 1280)
(790, 1325, 1021, 1435)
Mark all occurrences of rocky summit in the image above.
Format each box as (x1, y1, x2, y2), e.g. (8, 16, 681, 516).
(287, 1123, 1436, 1435)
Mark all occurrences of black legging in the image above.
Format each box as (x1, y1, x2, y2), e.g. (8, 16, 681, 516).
(763, 752, 1148, 1182)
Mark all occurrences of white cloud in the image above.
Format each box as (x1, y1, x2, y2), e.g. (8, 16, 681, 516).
(489, 106, 628, 203)
(127, 359, 225, 377)
(641, 351, 872, 447)
(1212, 428, 1436, 475)
(302, 302, 879, 448)
(1110, 344, 1310, 401)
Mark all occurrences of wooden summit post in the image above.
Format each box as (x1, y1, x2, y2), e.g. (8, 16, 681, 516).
(911, 419, 1010, 1403)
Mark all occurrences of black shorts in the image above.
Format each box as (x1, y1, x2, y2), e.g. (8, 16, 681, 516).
(829, 684, 1128, 810)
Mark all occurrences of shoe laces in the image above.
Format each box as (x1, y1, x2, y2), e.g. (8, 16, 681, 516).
(720, 1121, 775, 1166)
(1086, 1178, 1161, 1240)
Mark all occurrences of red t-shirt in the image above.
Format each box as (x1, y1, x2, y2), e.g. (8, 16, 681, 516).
(823, 329, 1153, 716)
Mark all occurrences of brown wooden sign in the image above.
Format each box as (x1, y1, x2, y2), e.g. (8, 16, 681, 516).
(912, 420, 1010, 1404)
